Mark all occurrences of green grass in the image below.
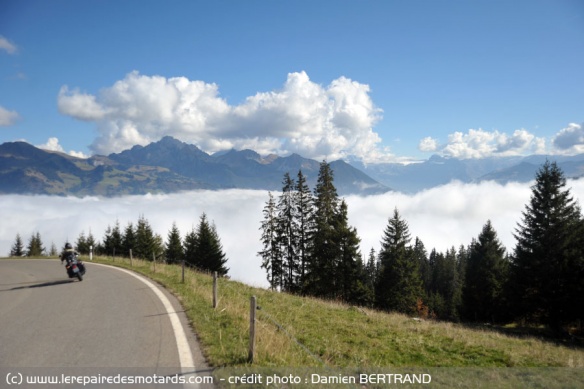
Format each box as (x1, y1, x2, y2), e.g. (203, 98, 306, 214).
(82, 256, 584, 369)
(5, 257, 583, 387)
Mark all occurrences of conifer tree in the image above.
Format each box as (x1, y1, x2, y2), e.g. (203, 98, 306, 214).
(193, 213, 229, 275)
(511, 161, 584, 329)
(76, 231, 89, 254)
(10, 233, 25, 257)
(294, 170, 314, 290)
(464, 220, 509, 323)
(305, 161, 341, 298)
(26, 232, 45, 257)
(412, 237, 431, 297)
(86, 229, 96, 254)
(103, 220, 124, 256)
(335, 200, 365, 303)
(442, 247, 464, 321)
(183, 226, 198, 268)
(122, 222, 136, 257)
(375, 208, 424, 315)
(135, 215, 157, 260)
(258, 192, 283, 290)
(165, 222, 183, 263)
(278, 173, 299, 292)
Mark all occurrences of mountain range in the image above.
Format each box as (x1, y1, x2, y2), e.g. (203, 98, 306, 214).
(351, 153, 584, 193)
(0, 136, 387, 196)
(1, 136, 583, 197)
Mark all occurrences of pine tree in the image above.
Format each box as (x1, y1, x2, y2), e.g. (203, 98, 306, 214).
(258, 192, 283, 290)
(464, 221, 509, 323)
(278, 173, 299, 292)
(412, 237, 431, 298)
(375, 208, 424, 315)
(76, 231, 88, 254)
(511, 161, 584, 329)
(135, 215, 157, 260)
(335, 200, 364, 303)
(193, 213, 229, 275)
(26, 232, 45, 257)
(364, 248, 379, 293)
(122, 222, 136, 257)
(10, 233, 25, 257)
(305, 161, 341, 298)
(294, 170, 314, 291)
(103, 220, 124, 256)
(86, 229, 97, 254)
(165, 222, 183, 264)
(183, 226, 198, 267)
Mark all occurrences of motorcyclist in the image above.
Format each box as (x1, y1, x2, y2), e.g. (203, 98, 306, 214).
(60, 243, 78, 263)
(60, 243, 86, 274)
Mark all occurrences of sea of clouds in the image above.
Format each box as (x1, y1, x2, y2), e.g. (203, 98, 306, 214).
(2, 179, 584, 288)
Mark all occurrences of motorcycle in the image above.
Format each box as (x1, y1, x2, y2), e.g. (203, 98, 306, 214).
(63, 253, 86, 281)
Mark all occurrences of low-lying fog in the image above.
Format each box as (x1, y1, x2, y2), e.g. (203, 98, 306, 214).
(2, 179, 584, 288)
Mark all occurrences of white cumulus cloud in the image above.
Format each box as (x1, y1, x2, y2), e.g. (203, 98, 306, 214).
(57, 71, 385, 161)
(36, 137, 89, 158)
(552, 123, 584, 154)
(418, 136, 438, 152)
(425, 128, 546, 159)
(0, 105, 20, 126)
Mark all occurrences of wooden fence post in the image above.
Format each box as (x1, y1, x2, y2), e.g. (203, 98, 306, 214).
(248, 296, 257, 364)
(213, 272, 218, 309)
(129, 249, 133, 267)
(182, 260, 185, 283)
(152, 252, 156, 271)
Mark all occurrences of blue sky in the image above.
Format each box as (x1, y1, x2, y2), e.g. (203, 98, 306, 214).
(1, 0, 583, 162)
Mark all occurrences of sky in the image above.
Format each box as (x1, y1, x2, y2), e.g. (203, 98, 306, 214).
(1, 0, 584, 163)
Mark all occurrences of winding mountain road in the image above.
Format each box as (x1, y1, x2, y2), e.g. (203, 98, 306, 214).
(0, 259, 213, 388)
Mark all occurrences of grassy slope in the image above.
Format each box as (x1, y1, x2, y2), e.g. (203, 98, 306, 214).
(84, 257, 584, 369)
(5, 257, 582, 387)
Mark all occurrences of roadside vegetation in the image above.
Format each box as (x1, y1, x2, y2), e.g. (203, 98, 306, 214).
(84, 256, 584, 367)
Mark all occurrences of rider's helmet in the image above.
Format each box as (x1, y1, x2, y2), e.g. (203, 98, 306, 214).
(65, 243, 72, 250)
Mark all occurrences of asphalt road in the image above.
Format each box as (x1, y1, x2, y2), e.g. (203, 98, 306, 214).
(0, 259, 213, 388)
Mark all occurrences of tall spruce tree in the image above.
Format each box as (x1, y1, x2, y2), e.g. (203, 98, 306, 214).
(193, 213, 229, 275)
(135, 215, 157, 260)
(375, 208, 424, 315)
(412, 237, 431, 298)
(122, 222, 136, 257)
(512, 161, 584, 329)
(26, 232, 45, 257)
(294, 170, 314, 291)
(103, 220, 123, 256)
(183, 226, 199, 268)
(165, 222, 183, 263)
(86, 229, 97, 254)
(76, 231, 88, 254)
(364, 248, 379, 294)
(258, 192, 283, 290)
(335, 200, 366, 304)
(278, 173, 299, 292)
(10, 233, 25, 257)
(464, 221, 509, 323)
(305, 161, 341, 298)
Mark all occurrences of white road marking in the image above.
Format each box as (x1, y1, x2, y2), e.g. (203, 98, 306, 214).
(91, 263, 198, 388)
